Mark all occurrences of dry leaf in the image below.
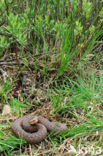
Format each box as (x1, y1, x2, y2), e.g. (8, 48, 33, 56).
(2, 104, 11, 115)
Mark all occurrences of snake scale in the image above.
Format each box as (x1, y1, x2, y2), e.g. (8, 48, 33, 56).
(11, 115, 67, 144)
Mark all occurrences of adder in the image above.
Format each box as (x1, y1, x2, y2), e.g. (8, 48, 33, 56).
(11, 115, 67, 144)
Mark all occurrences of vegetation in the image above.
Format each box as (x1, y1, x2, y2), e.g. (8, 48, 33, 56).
(0, 0, 103, 155)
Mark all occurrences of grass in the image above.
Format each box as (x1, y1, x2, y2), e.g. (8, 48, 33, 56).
(50, 70, 103, 115)
(1, 67, 103, 155)
(0, 0, 103, 155)
(0, 0, 102, 77)
(48, 68, 103, 154)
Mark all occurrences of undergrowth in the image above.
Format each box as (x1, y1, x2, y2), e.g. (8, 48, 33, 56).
(0, 0, 103, 76)
(1, 68, 103, 154)
(0, 0, 103, 155)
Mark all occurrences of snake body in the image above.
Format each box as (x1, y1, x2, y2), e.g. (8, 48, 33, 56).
(11, 115, 67, 144)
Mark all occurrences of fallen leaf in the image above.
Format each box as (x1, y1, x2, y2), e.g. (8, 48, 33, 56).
(2, 104, 11, 115)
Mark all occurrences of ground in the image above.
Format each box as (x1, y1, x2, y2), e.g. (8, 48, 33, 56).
(0, 52, 103, 156)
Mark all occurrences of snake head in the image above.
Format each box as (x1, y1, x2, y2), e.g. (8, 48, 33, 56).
(29, 116, 38, 125)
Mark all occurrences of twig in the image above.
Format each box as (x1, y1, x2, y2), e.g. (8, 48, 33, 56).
(0, 62, 24, 66)
(92, 43, 103, 54)
(0, 58, 17, 62)
(0, 32, 12, 37)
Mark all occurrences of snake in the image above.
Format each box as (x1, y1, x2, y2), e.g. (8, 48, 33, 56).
(11, 115, 67, 144)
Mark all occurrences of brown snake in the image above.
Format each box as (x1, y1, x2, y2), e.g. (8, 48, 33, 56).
(11, 115, 67, 144)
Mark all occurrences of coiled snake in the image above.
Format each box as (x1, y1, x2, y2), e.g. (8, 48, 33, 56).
(11, 115, 67, 144)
